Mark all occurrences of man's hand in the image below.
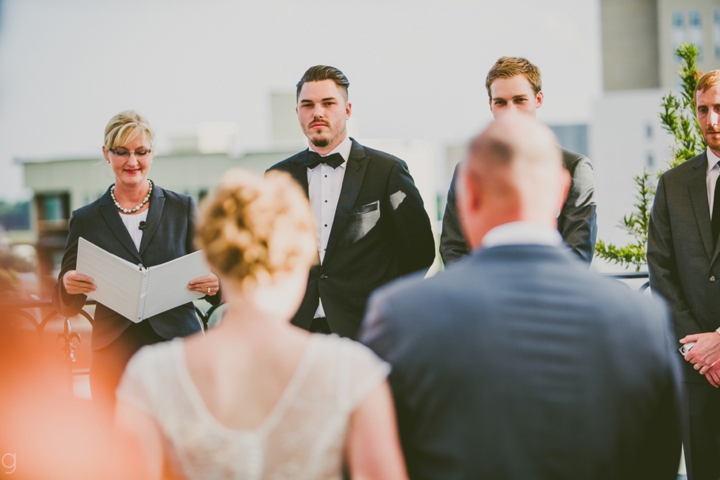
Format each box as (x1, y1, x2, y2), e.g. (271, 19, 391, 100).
(681, 332, 720, 374)
(706, 363, 720, 388)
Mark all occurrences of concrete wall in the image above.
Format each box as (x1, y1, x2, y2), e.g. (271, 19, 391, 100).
(22, 138, 441, 237)
(601, 0, 660, 91)
(590, 89, 674, 271)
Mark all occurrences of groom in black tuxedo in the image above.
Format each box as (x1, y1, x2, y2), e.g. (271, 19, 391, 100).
(268, 65, 435, 339)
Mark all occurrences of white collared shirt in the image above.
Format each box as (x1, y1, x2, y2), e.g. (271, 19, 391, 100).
(119, 210, 148, 251)
(480, 221, 563, 250)
(307, 135, 352, 318)
(706, 148, 720, 216)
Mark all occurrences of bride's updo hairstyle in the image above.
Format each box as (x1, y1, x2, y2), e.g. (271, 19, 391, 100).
(196, 169, 317, 290)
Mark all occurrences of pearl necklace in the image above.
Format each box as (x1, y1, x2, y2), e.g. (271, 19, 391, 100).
(111, 180, 153, 214)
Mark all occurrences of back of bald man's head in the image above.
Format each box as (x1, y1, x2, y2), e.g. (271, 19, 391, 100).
(467, 113, 562, 182)
(457, 114, 569, 241)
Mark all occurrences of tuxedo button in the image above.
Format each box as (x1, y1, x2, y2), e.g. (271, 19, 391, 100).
(711, 276, 716, 282)
(320, 275, 328, 280)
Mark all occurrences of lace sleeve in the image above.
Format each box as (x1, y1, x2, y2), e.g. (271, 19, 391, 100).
(338, 338, 391, 413)
(115, 345, 159, 416)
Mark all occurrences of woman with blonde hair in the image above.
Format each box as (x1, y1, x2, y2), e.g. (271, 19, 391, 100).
(115, 169, 408, 479)
(53, 110, 220, 413)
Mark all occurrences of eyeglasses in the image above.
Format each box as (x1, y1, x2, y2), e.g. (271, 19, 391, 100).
(109, 148, 152, 159)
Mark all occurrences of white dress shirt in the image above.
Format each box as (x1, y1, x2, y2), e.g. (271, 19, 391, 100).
(706, 147, 720, 216)
(119, 209, 148, 251)
(307, 136, 352, 318)
(481, 221, 563, 250)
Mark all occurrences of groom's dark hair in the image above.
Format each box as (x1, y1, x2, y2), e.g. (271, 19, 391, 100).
(296, 65, 350, 102)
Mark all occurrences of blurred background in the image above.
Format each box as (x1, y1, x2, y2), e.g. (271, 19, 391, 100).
(0, 0, 718, 300)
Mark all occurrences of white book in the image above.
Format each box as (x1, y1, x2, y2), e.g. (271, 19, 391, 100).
(76, 237, 210, 322)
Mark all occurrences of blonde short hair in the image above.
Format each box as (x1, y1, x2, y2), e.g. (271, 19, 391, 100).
(486, 57, 542, 98)
(104, 110, 154, 150)
(196, 169, 317, 289)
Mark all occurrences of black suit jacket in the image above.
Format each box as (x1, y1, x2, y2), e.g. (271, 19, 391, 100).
(440, 148, 597, 264)
(52, 184, 218, 350)
(361, 244, 681, 480)
(648, 151, 720, 382)
(268, 139, 435, 339)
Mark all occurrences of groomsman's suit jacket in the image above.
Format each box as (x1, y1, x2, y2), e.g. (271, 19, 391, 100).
(648, 151, 720, 381)
(268, 138, 435, 339)
(53, 185, 217, 350)
(361, 243, 682, 480)
(440, 148, 597, 264)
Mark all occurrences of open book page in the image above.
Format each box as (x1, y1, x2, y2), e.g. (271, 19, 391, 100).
(76, 238, 212, 322)
(143, 251, 208, 319)
(76, 237, 142, 322)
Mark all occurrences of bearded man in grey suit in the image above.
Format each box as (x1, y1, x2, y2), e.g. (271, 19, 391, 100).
(362, 114, 681, 480)
(648, 69, 720, 480)
(441, 56, 597, 265)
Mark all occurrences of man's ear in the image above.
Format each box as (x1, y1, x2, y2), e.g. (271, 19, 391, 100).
(535, 91, 544, 109)
(346, 101, 352, 119)
(458, 166, 482, 216)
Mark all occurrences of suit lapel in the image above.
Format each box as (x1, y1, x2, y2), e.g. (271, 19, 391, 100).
(687, 152, 715, 261)
(139, 183, 165, 256)
(324, 140, 368, 262)
(98, 190, 143, 263)
(287, 153, 310, 196)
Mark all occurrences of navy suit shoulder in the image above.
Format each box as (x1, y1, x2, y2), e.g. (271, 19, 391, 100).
(361, 244, 681, 480)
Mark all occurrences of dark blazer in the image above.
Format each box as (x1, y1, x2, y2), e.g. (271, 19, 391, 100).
(361, 244, 682, 480)
(53, 184, 217, 350)
(648, 151, 720, 382)
(268, 139, 435, 339)
(440, 148, 597, 264)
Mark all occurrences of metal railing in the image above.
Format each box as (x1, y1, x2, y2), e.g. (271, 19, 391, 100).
(607, 271, 650, 293)
(3, 272, 649, 393)
(3, 299, 223, 392)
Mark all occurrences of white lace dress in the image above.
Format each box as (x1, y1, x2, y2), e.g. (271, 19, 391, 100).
(116, 334, 390, 480)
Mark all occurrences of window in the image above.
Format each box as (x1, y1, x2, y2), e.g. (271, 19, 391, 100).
(689, 9, 703, 58)
(672, 10, 685, 59)
(646, 123, 653, 139)
(647, 154, 655, 168)
(36, 193, 69, 221)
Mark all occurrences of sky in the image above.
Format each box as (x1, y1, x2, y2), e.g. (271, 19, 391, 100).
(0, 0, 602, 201)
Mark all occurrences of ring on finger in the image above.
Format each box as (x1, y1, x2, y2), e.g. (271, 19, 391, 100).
(207, 287, 211, 294)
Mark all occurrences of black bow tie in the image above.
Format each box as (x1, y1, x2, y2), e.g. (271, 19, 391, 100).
(305, 151, 344, 169)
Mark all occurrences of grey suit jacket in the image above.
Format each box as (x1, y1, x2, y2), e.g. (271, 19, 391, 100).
(648, 151, 720, 382)
(267, 139, 435, 339)
(440, 148, 597, 264)
(361, 244, 681, 480)
(52, 184, 218, 350)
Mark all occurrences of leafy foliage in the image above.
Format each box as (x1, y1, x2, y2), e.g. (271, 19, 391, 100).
(595, 43, 705, 270)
